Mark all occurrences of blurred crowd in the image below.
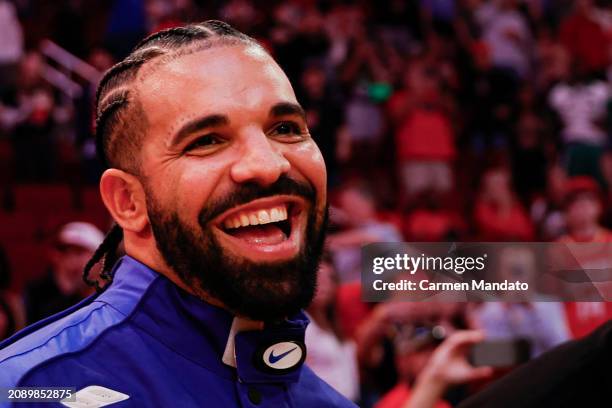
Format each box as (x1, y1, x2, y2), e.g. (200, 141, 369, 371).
(1, 0, 612, 406)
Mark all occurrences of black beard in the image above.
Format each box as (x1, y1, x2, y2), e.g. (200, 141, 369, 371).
(146, 176, 327, 321)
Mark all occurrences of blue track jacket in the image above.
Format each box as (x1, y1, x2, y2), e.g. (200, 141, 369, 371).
(0, 256, 356, 407)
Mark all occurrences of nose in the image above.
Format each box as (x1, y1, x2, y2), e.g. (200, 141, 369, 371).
(230, 132, 291, 186)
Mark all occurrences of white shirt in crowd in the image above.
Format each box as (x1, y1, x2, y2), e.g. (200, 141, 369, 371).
(477, 2, 532, 78)
(0, 0, 23, 64)
(472, 302, 570, 358)
(549, 81, 610, 145)
(304, 316, 360, 402)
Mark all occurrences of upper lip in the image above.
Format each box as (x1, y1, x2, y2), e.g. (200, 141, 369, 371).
(212, 195, 306, 228)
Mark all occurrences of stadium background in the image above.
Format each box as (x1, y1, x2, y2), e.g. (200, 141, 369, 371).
(0, 0, 611, 406)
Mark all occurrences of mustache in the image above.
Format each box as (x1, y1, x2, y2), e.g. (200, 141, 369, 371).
(198, 175, 317, 225)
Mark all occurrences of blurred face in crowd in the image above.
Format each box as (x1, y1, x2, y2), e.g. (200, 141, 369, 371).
(498, 246, 537, 295)
(29, 90, 54, 125)
(19, 52, 43, 88)
(88, 48, 115, 72)
(301, 66, 326, 98)
(566, 193, 601, 232)
(145, 0, 173, 22)
(131, 44, 328, 320)
(404, 61, 439, 101)
(50, 244, 94, 296)
(481, 168, 513, 204)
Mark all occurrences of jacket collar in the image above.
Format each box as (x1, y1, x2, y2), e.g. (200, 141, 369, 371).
(99, 256, 310, 384)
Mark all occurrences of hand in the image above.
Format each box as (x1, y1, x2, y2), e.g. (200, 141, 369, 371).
(420, 330, 493, 387)
(404, 331, 493, 408)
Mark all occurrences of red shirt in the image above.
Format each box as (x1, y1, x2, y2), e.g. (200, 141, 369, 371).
(564, 302, 612, 339)
(558, 229, 612, 338)
(473, 200, 534, 241)
(375, 383, 450, 408)
(393, 107, 456, 161)
(560, 13, 609, 72)
(403, 209, 463, 241)
(336, 283, 370, 340)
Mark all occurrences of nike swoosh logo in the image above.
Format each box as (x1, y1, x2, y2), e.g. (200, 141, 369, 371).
(268, 346, 298, 364)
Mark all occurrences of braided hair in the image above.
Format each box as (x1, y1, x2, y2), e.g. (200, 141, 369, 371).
(83, 21, 262, 290)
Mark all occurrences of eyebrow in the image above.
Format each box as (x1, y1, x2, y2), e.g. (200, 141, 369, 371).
(171, 114, 229, 147)
(269, 102, 306, 121)
(170, 102, 306, 148)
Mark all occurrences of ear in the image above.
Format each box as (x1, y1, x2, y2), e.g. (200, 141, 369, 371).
(99, 169, 149, 233)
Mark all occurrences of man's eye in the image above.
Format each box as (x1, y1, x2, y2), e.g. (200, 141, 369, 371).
(184, 134, 223, 151)
(272, 122, 304, 137)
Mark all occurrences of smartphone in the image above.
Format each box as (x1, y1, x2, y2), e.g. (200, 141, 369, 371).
(469, 339, 531, 367)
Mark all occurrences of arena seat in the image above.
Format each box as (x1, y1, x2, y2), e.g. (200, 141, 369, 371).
(5, 242, 49, 291)
(14, 184, 76, 213)
(0, 211, 42, 244)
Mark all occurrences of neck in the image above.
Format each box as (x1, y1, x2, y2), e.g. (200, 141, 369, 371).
(124, 240, 229, 311)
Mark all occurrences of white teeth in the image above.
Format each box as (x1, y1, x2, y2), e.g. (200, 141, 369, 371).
(240, 214, 249, 227)
(257, 210, 270, 224)
(223, 205, 289, 229)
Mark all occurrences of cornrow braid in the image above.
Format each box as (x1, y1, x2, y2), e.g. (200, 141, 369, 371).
(94, 90, 128, 169)
(95, 53, 153, 107)
(132, 25, 212, 50)
(85, 20, 262, 290)
(82, 224, 123, 291)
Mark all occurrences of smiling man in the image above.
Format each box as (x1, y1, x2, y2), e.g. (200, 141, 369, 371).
(0, 21, 354, 407)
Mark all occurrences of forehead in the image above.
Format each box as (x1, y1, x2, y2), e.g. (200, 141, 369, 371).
(135, 45, 297, 131)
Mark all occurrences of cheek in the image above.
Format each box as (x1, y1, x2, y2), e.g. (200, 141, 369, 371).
(153, 159, 227, 220)
(284, 141, 327, 204)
